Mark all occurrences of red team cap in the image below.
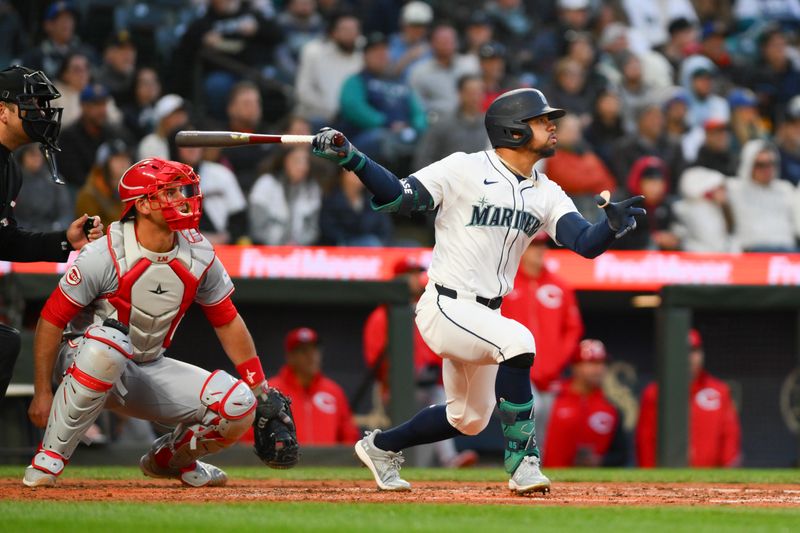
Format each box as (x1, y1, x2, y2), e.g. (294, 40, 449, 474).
(285, 327, 319, 353)
(689, 328, 703, 349)
(574, 339, 608, 364)
(393, 256, 427, 276)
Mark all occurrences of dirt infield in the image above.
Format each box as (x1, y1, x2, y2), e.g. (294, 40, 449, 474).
(3, 479, 800, 507)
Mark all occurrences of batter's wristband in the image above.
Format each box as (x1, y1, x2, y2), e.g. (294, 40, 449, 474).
(236, 356, 266, 388)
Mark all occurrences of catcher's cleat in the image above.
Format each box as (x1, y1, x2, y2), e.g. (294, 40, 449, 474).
(508, 455, 551, 494)
(139, 452, 228, 488)
(355, 430, 411, 491)
(22, 466, 57, 488)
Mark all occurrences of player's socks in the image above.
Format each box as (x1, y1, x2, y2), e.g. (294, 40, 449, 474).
(373, 404, 462, 452)
(496, 357, 540, 474)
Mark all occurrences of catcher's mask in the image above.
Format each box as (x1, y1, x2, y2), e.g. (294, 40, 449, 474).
(0, 65, 64, 183)
(119, 158, 204, 242)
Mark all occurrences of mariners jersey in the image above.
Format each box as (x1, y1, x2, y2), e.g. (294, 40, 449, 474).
(53, 221, 234, 363)
(413, 150, 577, 298)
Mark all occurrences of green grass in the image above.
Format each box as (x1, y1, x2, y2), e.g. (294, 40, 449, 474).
(1, 465, 799, 483)
(1, 501, 799, 533)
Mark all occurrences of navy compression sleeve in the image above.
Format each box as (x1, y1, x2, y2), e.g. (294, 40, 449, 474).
(342, 152, 403, 205)
(555, 212, 616, 259)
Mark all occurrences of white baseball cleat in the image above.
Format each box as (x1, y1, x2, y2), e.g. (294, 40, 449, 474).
(139, 453, 228, 487)
(508, 455, 551, 494)
(355, 430, 411, 491)
(22, 466, 57, 488)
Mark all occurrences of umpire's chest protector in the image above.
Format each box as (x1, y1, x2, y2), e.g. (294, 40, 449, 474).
(99, 221, 215, 362)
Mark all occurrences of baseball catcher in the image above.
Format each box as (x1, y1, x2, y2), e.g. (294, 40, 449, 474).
(24, 158, 295, 488)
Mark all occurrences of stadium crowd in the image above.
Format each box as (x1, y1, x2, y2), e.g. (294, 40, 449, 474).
(5, 0, 800, 251)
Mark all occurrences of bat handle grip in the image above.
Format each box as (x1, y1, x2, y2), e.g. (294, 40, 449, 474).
(332, 133, 346, 147)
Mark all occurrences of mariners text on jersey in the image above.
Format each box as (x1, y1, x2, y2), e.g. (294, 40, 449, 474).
(468, 197, 543, 237)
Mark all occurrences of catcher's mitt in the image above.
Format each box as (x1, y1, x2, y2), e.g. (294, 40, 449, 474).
(253, 387, 299, 468)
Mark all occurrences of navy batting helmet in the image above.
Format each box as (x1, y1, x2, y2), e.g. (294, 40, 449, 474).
(484, 88, 565, 148)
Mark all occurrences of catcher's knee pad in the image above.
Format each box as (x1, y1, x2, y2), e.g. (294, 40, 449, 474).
(34, 320, 132, 474)
(152, 370, 256, 470)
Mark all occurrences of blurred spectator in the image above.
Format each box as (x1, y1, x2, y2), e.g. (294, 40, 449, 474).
(614, 156, 680, 250)
(137, 94, 188, 160)
(662, 86, 691, 146)
(502, 234, 584, 395)
(249, 147, 321, 245)
(563, 31, 608, 104)
(274, 0, 325, 83)
(409, 23, 479, 120)
(21, 1, 95, 79)
(121, 67, 162, 141)
(621, 0, 697, 49)
(540, 114, 616, 221)
(477, 42, 519, 111)
(388, 1, 433, 79)
(319, 168, 392, 246)
(362, 258, 478, 468)
(528, 0, 593, 75)
(672, 166, 737, 253)
(610, 102, 686, 193)
(689, 117, 737, 176)
(485, 0, 533, 55)
(94, 31, 137, 109)
(545, 58, 594, 127)
(339, 32, 427, 173)
(294, 11, 363, 125)
(727, 88, 769, 152)
(0, 0, 28, 67)
(727, 140, 797, 252)
(170, 0, 284, 115)
(221, 81, 272, 193)
(694, 0, 733, 25)
(542, 339, 627, 467)
(52, 52, 92, 128)
(56, 83, 132, 190)
(462, 11, 494, 58)
(596, 23, 673, 91)
(658, 18, 699, 80)
(169, 131, 247, 245)
(12, 144, 72, 231)
(615, 52, 659, 132)
(260, 327, 361, 445)
(745, 26, 800, 126)
(584, 88, 625, 171)
(414, 75, 488, 169)
(699, 21, 736, 77)
(776, 95, 800, 186)
(637, 329, 742, 467)
(734, 0, 800, 29)
(74, 139, 131, 227)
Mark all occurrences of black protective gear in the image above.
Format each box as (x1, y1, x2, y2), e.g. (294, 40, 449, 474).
(484, 88, 565, 148)
(252, 387, 300, 469)
(0, 66, 63, 152)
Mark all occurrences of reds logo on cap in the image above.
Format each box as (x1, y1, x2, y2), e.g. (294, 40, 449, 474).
(66, 265, 82, 286)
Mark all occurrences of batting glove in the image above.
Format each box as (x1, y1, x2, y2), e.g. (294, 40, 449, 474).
(311, 127, 363, 169)
(595, 191, 646, 239)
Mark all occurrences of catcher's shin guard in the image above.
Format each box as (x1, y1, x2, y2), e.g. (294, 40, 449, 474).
(497, 397, 540, 475)
(146, 370, 256, 472)
(31, 320, 132, 477)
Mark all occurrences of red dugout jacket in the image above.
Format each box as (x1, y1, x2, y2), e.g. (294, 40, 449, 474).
(502, 267, 584, 390)
(542, 379, 622, 466)
(242, 365, 361, 445)
(636, 370, 742, 467)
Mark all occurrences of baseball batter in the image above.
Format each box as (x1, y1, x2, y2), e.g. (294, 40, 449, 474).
(312, 88, 644, 493)
(23, 158, 285, 487)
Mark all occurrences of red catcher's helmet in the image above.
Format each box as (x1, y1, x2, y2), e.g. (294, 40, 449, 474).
(118, 158, 203, 235)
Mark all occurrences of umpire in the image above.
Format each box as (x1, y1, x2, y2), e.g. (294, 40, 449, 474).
(0, 65, 104, 403)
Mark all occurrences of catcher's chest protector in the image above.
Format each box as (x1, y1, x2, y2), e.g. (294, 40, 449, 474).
(101, 222, 215, 362)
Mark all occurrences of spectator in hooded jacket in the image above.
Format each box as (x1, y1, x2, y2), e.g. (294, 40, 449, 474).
(74, 139, 131, 227)
(678, 55, 730, 130)
(637, 329, 741, 467)
(727, 140, 796, 252)
(672, 166, 737, 252)
(613, 156, 680, 250)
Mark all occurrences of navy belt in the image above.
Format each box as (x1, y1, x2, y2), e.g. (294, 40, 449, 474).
(435, 284, 503, 310)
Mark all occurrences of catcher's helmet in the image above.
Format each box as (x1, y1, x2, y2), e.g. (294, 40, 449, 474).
(484, 88, 565, 148)
(119, 158, 203, 238)
(0, 65, 63, 151)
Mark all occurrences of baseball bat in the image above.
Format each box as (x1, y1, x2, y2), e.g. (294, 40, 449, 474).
(174, 131, 346, 148)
